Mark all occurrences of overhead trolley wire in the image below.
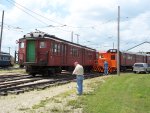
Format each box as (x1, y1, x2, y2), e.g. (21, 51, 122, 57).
(6, 0, 65, 26)
(6, 0, 49, 25)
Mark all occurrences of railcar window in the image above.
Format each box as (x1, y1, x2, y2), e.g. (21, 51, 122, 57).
(127, 55, 132, 60)
(40, 42, 46, 48)
(70, 47, 73, 55)
(64, 46, 67, 56)
(72, 48, 75, 57)
(54, 43, 57, 53)
(96, 53, 99, 59)
(111, 55, 115, 60)
(71, 47, 78, 57)
(73, 48, 78, 57)
(51, 42, 54, 54)
(20, 42, 24, 48)
(0, 56, 9, 61)
(88, 52, 92, 59)
(61, 45, 64, 55)
(57, 44, 60, 55)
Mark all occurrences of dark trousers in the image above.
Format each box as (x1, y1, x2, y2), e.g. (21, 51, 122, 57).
(104, 67, 108, 75)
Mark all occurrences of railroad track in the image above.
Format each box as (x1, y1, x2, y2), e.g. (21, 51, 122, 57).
(0, 72, 101, 96)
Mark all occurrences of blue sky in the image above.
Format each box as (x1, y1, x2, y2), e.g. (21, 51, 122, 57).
(0, 0, 150, 55)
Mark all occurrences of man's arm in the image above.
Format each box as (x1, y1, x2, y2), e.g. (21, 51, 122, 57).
(72, 66, 77, 75)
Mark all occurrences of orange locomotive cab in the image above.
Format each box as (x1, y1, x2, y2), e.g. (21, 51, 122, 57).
(93, 49, 117, 73)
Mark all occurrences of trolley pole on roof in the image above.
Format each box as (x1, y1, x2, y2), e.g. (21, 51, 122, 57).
(8, 47, 10, 54)
(71, 31, 73, 42)
(75, 34, 80, 44)
(0, 10, 4, 52)
(117, 6, 120, 76)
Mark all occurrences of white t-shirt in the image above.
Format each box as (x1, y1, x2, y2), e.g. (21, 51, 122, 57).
(72, 64, 84, 75)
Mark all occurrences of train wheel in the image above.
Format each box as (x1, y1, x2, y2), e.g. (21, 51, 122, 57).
(42, 68, 55, 77)
(29, 73, 36, 77)
(19, 65, 24, 68)
(55, 67, 62, 73)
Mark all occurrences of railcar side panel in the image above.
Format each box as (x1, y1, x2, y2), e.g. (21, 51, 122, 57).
(121, 53, 136, 67)
(18, 32, 96, 76)
(18, 39, 26, 66)
(146, 55, 150, 64)
(135, 55, 146, 63)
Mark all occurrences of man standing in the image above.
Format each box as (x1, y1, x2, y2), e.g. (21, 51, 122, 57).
(104, 61, 108, 75)
(72, 62, 84, 95)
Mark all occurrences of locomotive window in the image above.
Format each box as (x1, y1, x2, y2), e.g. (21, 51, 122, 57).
(20, 42, 24, 48)
(111, 55, 115, 60)
(40, 42, 46, 48)
(99, 54, 104, 58)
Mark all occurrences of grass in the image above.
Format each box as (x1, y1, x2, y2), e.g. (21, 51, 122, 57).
(32, 97, 51, 109)
(0, 68, 26, 74)
(80, 73, 150, 113)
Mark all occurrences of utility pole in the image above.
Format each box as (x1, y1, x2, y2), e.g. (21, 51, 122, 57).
(117, 6, 120, 76)
(8, 47, 10, 54)
(0, 10, 4, 52)
(71, 31, 73, 42)
(113, 42, 114, 49)
(75, 34, 80, 44)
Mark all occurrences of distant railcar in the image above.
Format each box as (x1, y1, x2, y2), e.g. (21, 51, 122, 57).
(93, 49, 148, 73)
(18, 31, 96, 76)
(0, 52, 12, 67)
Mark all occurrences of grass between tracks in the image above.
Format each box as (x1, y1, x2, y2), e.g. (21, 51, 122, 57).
(0, 65, 26, 74)
(0, 68, 26, 74)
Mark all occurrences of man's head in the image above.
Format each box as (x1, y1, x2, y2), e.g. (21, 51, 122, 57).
(74, 61, 78, 67)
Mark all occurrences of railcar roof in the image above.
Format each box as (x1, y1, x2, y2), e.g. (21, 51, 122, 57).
(107, 49, 148, 56)
(19, 32, 96, 51)
(0, 51, 10, 55)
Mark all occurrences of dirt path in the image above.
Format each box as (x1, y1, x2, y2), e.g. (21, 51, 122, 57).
(0, 76, 109, 113)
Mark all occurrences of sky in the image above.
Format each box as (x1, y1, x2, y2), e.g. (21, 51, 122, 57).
(0, 0, 150, 56)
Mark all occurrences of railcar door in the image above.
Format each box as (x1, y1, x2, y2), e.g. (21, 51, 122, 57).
(26, 40, 36, 62)
(61, 44, 67, 65)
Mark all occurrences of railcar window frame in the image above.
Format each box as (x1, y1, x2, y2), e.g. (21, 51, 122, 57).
(54, 43, 58, 54)
(20, 42, 24, 48)
(70, 46, 79, 57)
(57, 43, 60, 55)
(40, 41, 46, 48)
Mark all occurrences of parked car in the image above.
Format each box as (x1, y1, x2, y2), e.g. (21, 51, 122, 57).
(133, 63, 150, 73)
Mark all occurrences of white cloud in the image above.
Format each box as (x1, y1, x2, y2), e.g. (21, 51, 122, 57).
(0, 0, 150, 55)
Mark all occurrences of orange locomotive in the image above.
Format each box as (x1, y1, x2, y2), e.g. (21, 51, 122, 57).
(93, 49, 117, 73)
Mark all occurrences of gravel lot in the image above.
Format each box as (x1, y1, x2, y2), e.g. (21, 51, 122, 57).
(0, 75, 108, 113)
